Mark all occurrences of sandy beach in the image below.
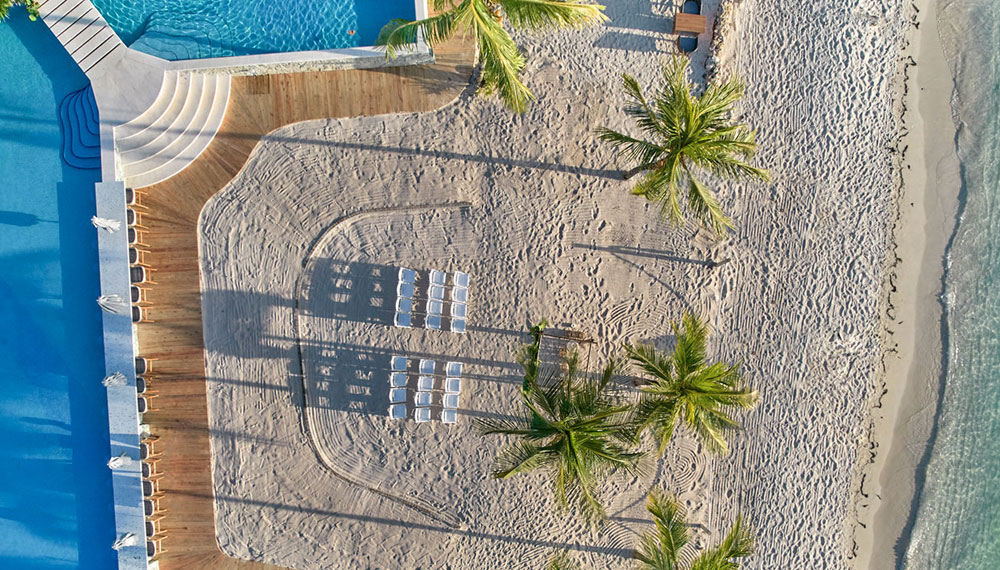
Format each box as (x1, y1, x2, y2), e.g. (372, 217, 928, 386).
(853, 0, 963, 567)
(196, 0, 921, 567)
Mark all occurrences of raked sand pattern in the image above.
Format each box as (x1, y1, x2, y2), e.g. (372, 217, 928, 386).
(199, 0, 906, 568)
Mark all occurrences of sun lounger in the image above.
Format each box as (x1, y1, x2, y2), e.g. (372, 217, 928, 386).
(389, 403, 407, 419)
(390, 372, 407, 388)
(415, 391, 433, 407)
(450, 318, 466, 334)
(398, 267, 417, 284)
(443, 393, 459, 409)
(417, 375, 434, 391)
(426, 314, 443, 330)
(453, 271, 469, 289)
(391, 356, 407, 371)
(451, 286, 468, 303)
(445, 377, 461, 393)
(430, 269, 446, 286)
(441, 409, 457, 424)
(451, 302, 467, 319)
(446, 361, 462, 377)
(415, 407, 431, 423)
(396, 297, 413, 313)
(389, 388, 407, 404)
(419, 359, 435, 374)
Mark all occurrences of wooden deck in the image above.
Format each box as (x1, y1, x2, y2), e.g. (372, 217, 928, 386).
(132, 33, 475, 569)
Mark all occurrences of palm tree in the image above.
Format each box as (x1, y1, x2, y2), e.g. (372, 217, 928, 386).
(596, 56, 770, 236)
(634, 489, 753, 570)
(626, 313, 758, 455)
(0, 0, 40, 21)
(477, 321, 643, 524)
(377, 0, 607, 113)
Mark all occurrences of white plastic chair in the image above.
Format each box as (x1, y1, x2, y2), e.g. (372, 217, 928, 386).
(445, 377, 461, 393)
(443, 393, 459, 409)
(441, 409, 457, 424)
(427, 299, 444, 315)
(415, 391, 433, 407)
(426, 314, 443, 330)
(417, 375, 434, 391)
(394, 312, 412, 328)
(430, 269, 446, 286)
(390, 373, 407, 388)
(453, 271, 470, 289)
(419, 359, 435, 374)
(397, 281, 415, 299)
(391, 356, 407, 371)
(450, 318, 466, 334)
(415, 407, 431, 423)
(390, 388, 407, 404)
(446, 361, 462, 377)
(389, 403, 407, 419)
(429, 285, 445, 301)
(451, 302, 467, 319)
(398, 267, 417, 284)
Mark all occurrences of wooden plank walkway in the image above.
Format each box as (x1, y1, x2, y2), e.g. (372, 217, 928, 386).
(132, 33, 475, 569)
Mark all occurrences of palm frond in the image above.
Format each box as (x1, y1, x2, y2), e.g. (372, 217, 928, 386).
(492, 441, 546, 478)
(376, 2, 470, 57)
(686, 175, 733, 236)
(689, 514, 754, 570)
(547, 551, 583, 570)
(499, 0, 608, 30)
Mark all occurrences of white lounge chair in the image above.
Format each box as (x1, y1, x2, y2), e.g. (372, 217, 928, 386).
(445, 377, 461, 393)
(430, 269, 446, 286)
(396, 297, 413, 313)
(391, 356, 407, 371)
(390, 372, 407, 388)
(445, 361, 462, 377)
(398, 267, 417, 284)
(427, 299, 444, 315)
(417, 375, 434, 391)
(426, 314, 443, 330)
(390, 388, 407, 404)
(419, 359, 435, 375)
(415, 391, 433, 407)
(451, 286, 468, 303)
(450, 318, 466, 334)
(441, 409, 457, 424)
(394, 312, 412, 328)
(415, 407, 431, 423)
(443, 393, 459, 409)
(389, 403, 407, 419)
(453, 271, 470, 289)
(397, 281, 415, 299)
(451, 302, 467, 319)
(428, 285, 445, 301)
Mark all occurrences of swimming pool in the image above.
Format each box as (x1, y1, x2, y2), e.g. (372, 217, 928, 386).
(90, 0, 418, 61)
(0, 8, 116, 570)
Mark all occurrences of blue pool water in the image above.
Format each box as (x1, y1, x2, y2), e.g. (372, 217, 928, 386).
(0, 8, 115, 570)
(903, 1, 1000, 568)
(91, 0, 417, 61)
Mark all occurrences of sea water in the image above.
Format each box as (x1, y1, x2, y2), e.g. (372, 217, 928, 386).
(902, 1, 1000, 568)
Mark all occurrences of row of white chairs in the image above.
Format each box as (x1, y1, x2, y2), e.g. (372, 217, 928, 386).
(395, 268, 469, 333)
(388, 357, 463, 424)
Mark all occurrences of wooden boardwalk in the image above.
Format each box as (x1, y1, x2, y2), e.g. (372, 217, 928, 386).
(133, 34, 475, 569)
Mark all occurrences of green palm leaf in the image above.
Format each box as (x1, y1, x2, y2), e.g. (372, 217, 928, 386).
(598, 55, 769, 235)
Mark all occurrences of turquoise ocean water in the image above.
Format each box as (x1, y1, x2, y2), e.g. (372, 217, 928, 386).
(903, 1, 1000, 568)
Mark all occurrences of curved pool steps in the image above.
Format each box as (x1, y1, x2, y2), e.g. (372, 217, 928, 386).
(37, 0, 126, 75)
(116, 71, 231, 189)
(59, 85, 101, 170)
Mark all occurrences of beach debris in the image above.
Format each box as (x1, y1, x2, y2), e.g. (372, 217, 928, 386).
(97, 294, 128, 314)
(107, 452, 133, 469)
(111, 532, 137, 550)
(102, 372, 127, 387)
(92, 216, 121, 232)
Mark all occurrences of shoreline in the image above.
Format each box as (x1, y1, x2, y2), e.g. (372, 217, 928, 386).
(852, 0, 962, 567)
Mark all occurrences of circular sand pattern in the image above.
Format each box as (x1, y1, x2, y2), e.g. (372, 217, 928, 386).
(661, 436, 707, 495)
